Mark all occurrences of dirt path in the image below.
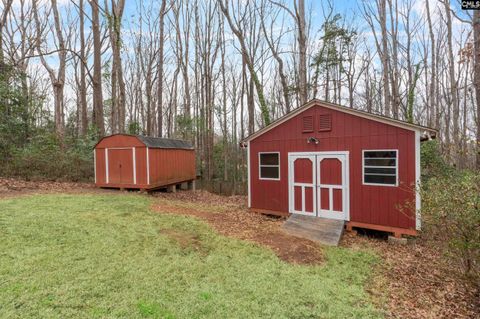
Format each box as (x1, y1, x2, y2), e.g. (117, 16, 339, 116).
(152, 190, 324, 265)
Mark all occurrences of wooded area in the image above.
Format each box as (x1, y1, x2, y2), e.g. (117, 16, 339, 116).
(0, 0, 479, 189)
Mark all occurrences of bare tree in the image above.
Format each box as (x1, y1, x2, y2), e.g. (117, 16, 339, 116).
(442, 0, 460, 160)
(425, 0, 437, 128)
(363, 0, 391, 117)
(270, 0, 307, 106)
(260, 1, 291, 113)
(219, 0, 271, 127)
(89, 0, 105, 136)
(105, 0, 126, 134)
(78, 0, 88, 136)
(156, 0, 167, 137)
(0, 0, 13, 64)
(474, 10, 480, 169)
(32, 0, 68, 139)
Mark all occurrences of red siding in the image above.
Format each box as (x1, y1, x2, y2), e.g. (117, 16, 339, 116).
(249, 103, 417, 230)
(149, 148, 196, 187)
(95, 149, 106, 184)
(108, 149, 134, 184)
(95, 134, 195, 190)
(135, 147, 148, 185)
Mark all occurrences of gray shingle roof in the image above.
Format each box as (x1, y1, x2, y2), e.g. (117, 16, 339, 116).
(136, 135, 193, 150)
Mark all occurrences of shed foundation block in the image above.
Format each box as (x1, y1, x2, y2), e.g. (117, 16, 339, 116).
(180, 182, 188, 190)
(188, 180, 196, 191)
(388, 236, 408, 245)
(167, 185, 177, 193)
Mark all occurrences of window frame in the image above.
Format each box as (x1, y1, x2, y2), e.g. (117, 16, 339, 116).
(362, 149, 398, 187)
(258, 152, 281, 181)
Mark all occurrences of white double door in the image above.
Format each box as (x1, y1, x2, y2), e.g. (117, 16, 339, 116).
(288, 152, 349, 221)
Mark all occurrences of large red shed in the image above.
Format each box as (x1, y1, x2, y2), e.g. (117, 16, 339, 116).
(94, 134, 195, 191)
(243, 100, 437, 237)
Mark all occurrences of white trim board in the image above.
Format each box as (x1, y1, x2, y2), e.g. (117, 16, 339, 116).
(146, 147, 150, 185)
(415, 130, 421, 230)
(242, 99, 436, 143)
(132, 147, 137, 185)
(105, 148, 109, 184)
(93, 150, 97, 184)
(247, 141, 251, 208)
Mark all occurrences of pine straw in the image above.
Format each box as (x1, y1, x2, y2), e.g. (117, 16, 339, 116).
(342, 232, 479, 319)
(0, 177, 106, 198)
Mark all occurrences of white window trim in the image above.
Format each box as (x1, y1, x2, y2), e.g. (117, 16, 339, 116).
(362, 149, 398, 187)
(258, 152, 280, 181)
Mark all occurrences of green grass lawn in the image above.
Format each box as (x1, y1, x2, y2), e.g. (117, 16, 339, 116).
(0, 194, 381, 318)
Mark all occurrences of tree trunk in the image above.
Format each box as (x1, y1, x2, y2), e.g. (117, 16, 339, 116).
(156, 0, 167, 138)
(261, 15, 291, 113)
(474, 10, 480, 170)
(219, 0, 270, 126)
(33, 0, 66, 139)
(78, 0, 88, 136)
(107, 0, 126, 133)
(379, 0, 391, 117)
(90, 0, 105, 136)
(444, 0, 460, 161)
(0, 0, 13, 65)
(425, 0, 436, 128)
(296, 0, 307, 106)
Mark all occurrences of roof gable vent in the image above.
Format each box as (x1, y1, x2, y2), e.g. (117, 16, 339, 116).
(302, 115, 314, 133)
(319, 114, 332, 132)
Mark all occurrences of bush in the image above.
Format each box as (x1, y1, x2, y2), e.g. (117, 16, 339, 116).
(421, 140, 452, 181)
(0, 130, 96, 182)
(420, 171, 480, 286)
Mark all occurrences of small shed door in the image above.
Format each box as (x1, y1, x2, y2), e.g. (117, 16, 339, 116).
(288, 152, 349, 220)
(316, 155, 348, 220)
(289, 155, 316, 216)
(107, 148, 134, 185)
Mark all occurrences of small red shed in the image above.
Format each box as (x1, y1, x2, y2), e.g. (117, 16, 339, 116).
(94, 134, 195, 191)
(243, 100, 437, 237)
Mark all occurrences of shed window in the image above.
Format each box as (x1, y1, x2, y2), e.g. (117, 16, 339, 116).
(319, 114, 332, 131)
(259, 152, 280, 180)
(363, 150, 397, 186)
(302, 116, 314, 132)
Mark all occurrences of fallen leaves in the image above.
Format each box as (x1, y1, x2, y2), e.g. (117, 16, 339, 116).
(0, 177, 95, 198)
(342, 232, 480, 319)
